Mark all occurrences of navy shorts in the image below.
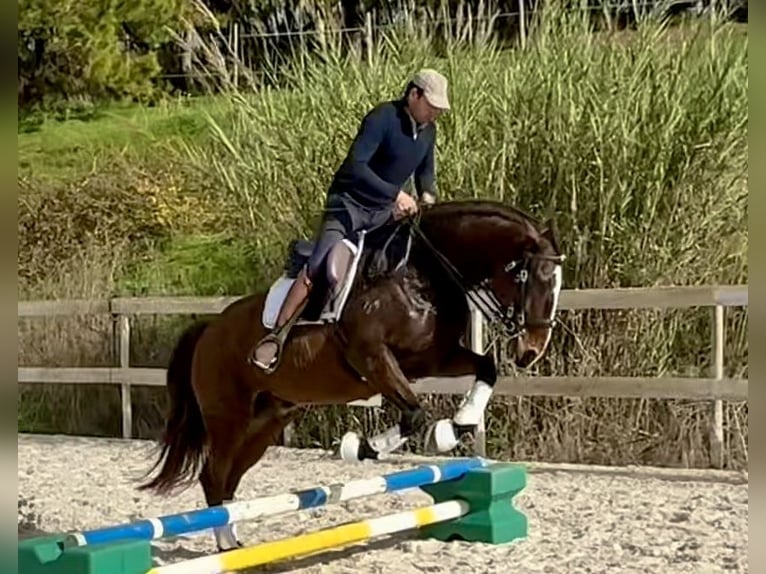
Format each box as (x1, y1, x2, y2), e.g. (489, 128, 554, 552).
(306, 192, 393, 280)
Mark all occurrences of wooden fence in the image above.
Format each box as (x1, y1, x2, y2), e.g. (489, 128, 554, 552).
(17, 284, 748, 467)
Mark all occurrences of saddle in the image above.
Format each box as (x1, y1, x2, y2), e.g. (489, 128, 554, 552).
(261, 222, 413, 329)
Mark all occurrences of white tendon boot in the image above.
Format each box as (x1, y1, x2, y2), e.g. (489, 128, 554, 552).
(454, 380, 494, 426)
(213, 501, 240, 551)
(340, 425, 408, 463)
(432, 380, 494, 452)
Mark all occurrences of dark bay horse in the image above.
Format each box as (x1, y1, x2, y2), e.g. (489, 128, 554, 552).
(139, 199, 564, 550)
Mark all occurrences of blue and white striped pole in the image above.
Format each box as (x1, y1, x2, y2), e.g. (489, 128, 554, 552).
(64, 457, 488, 548)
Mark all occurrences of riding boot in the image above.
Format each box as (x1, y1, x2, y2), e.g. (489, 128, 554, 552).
(248, 267, 313, 373)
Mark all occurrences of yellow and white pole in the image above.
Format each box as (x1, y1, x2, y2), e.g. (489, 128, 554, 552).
(147, 499, 471, 574)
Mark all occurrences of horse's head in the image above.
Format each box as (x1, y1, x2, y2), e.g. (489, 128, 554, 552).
(484, 219, 564, 368)
(415, 200, 565, 369)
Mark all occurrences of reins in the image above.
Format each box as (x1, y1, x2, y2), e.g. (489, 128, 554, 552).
(408, 215, 511, 330)
(407, 209, 564, 339)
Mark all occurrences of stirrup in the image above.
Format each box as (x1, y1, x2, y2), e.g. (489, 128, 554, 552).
(249, 271, 311, 374)
(249, 332, 283, 374)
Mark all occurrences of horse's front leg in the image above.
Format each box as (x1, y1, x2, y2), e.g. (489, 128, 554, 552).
(339, 344, 427, 463)
(421, 345, 498, 453)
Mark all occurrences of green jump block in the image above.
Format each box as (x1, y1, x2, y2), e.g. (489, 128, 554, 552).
(18, 534, 152, 574)
(419, 462, 528, 544)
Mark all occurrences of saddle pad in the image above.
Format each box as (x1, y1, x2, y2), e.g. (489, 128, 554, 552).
(262, 276, 295, 330)
(261, 237, 362, 330)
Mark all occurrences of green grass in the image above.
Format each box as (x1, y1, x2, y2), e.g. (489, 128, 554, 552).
(18, 97, 226, 186)
(117, 233, 266, 296)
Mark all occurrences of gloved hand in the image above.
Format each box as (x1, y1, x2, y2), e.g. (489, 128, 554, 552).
(420, 192, 436, 206)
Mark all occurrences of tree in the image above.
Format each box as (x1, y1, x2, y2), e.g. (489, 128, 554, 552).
(18, 0, 191, 109)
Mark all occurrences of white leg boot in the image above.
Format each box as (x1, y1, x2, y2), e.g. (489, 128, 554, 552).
(213, 500, 240, 551)
(453, 380, 494, 427)
(340, 425, 408, 463)
(430, 380, 494, 453)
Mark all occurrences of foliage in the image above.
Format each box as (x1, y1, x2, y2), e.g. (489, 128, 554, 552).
(18, 0, 191, 108)
(17, 0, 748, 113)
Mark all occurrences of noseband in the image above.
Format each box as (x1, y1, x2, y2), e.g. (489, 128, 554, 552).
(410, 222, 565, 339)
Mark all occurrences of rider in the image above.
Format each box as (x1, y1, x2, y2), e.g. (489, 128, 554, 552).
(248, 68, 450, 373)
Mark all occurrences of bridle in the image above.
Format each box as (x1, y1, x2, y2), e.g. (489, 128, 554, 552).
(490, 252, 565, 337)
(410, 220, 565, 340)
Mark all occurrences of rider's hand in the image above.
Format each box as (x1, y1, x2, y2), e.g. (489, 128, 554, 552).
(394, 191, 418, 220)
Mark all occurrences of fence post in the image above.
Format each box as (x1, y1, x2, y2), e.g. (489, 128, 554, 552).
(232, 22, 239, 88)
(119, 314, 132, 439)
(282, 421, 295, 447)
(710, 305, 724, 468)
(470, 306, 487, 457)
(365, 12, 373, 64)
(316, 16, 327, 56)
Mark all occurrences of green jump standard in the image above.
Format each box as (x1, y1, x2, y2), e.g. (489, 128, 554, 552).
(420, 462, 528, 544)
(18, 535, 151, 574)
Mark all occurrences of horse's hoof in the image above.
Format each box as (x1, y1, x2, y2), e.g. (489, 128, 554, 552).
(216, 541, 243, 553)
(340, 432, 362, 462)
(218, 544, 243, 553)
(214, 523, 242, 551)
(432, 419, 460, 452)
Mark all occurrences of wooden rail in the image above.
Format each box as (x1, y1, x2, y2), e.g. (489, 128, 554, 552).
(17, 284, 748, 465)
(17, 284, 749, 317)
(18, 368, 747, 401)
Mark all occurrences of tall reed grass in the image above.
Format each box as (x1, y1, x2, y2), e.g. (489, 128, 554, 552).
(178, 4, 747, 468)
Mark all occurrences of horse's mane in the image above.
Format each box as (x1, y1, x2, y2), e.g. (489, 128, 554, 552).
(419, 199, 562, 255)
(422, 199, 544, 231)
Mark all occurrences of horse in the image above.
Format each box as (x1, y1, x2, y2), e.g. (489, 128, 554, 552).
(138, 198, 565, 551)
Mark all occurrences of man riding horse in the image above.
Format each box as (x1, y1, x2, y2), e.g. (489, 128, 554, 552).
(249, 68, 450, 373)
(140, 68, 564, 550)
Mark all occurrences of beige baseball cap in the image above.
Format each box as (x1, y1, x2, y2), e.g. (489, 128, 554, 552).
(411, 68, 450, 110)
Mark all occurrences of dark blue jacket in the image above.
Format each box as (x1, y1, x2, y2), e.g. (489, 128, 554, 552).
(330, 99, 436, 207)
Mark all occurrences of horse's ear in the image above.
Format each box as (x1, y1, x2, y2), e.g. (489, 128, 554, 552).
(540, 218, 560, 251)
(522, 231, 540, 254)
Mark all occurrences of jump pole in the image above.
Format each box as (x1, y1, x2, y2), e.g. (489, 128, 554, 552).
(148, 460, 528, 574)
(147, 499, 473, 574)
(63, 457, 489, 548)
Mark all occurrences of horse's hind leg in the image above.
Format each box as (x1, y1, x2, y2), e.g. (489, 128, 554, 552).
(211, 392, 301, 551)
(196, 411, 248, 550)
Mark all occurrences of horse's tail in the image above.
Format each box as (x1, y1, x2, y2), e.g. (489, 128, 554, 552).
(138, 320, 210, 495)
